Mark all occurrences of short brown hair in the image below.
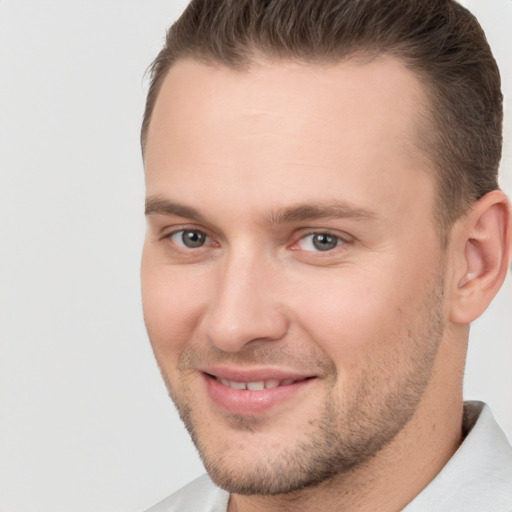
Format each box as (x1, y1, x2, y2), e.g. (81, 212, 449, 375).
(141, 0, 503, 233)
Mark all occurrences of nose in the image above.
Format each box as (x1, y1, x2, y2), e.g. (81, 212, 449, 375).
(202, 251, 289, 353)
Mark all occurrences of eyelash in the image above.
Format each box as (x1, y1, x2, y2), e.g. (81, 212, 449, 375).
(291, 231, 347, 253)
(162, 228, 350, 254)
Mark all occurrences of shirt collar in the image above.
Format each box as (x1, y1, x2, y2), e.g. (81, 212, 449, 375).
(403, 401, 512, 511)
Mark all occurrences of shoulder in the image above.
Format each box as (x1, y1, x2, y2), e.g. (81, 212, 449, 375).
(143, 474, 229, 512)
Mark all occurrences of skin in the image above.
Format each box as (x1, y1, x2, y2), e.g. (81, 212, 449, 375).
(141, 57, 511, 511)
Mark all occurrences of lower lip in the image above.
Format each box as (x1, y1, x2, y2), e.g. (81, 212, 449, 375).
(203, 374, 312, 415)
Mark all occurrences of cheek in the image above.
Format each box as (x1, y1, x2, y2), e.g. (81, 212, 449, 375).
(289, 265, 423, 367)
(141, 254, 210, 363)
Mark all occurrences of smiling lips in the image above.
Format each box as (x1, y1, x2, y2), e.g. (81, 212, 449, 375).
(202, 369, 314, 415)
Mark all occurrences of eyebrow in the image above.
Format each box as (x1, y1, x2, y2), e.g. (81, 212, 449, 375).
(145, 195, 377, 224)
(145, 195, 206, 222)
(265, 202, 377, 224)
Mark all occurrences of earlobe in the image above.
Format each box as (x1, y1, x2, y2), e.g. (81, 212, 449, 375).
(450, 190, 511, 325)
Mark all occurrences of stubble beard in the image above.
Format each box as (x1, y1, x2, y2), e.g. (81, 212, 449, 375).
(162, 275, 446, 496)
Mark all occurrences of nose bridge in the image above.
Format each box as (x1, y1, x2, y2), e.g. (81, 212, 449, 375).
(204, 244, 288, 352)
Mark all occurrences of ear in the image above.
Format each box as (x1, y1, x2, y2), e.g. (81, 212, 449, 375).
(449, 190, 512, 324)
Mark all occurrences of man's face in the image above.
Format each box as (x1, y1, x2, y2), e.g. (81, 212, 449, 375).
(141, 57, 449, 494)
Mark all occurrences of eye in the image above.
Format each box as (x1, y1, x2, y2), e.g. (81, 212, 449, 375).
(297, 233, 344, 252)
(169, 229, 209, 249)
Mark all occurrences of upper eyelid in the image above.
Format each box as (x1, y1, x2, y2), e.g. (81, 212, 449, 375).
(161, 224, 210, 238)
(146, 214, 215, 237)
(167, 227, 212, 239)
(301, 232, 344, 241)
(166, 227, 209, 236)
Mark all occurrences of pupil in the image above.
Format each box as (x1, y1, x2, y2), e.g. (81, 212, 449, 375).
(313, 234, 337, 251)
(182, 230, 205, 248)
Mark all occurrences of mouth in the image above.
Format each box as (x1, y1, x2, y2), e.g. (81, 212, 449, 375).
(211, 375, 311, 390)
(200, 368, 316, 415)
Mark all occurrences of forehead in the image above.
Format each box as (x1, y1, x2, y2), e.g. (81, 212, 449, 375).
(145, 56, 429, 158)
(144, 57, 435, 228)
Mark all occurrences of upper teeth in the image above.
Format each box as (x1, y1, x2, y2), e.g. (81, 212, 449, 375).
(218, 378, 298, 390)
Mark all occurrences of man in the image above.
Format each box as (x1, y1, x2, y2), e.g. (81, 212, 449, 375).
(140, 0, 512, 510)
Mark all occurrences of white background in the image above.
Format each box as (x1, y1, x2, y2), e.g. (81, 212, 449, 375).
(0, 1, 510, 511)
